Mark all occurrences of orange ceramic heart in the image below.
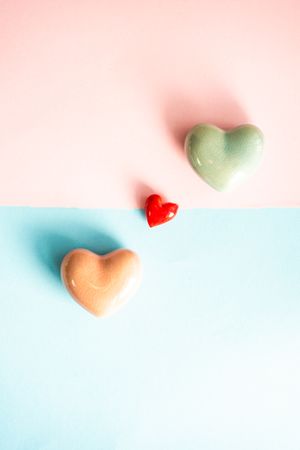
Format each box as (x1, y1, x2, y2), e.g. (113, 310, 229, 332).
(61, 248, 142, 317)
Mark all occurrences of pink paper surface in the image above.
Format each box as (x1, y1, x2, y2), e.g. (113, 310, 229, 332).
(0, 0, 299, 208)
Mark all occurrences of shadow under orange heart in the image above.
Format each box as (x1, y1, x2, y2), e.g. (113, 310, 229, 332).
(61, 249, 142, 317)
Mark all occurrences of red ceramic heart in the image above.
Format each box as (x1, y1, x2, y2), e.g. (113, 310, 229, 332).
(61, 248, 142, 317)
(145, 194, 178, 228)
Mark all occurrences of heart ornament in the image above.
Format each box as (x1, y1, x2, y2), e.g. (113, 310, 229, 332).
(185, 124, 264, 191)
(61, 249, 141, 317)
(145, 194, 178, 227)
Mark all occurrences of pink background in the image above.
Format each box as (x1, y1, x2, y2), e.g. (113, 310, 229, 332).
(0, 0, 299, 208)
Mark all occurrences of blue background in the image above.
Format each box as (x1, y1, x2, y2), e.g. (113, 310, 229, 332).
(0, 208, 299, 450)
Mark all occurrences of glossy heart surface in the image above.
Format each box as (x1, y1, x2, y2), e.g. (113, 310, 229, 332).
(185, 124, 264, 191)
(61, 248, 141, 317)
(145, 194, 178, 227)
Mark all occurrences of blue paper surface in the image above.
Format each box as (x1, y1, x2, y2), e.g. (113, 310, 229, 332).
(0, 207, 299, 450)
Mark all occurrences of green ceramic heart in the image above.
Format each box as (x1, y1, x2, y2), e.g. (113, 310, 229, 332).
(184, 124, 264, 191)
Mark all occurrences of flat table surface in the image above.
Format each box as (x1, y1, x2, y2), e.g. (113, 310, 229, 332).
(0, 208, 299, 450)
(0, 0, 299, 208)
(0, 2, 299, 448)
